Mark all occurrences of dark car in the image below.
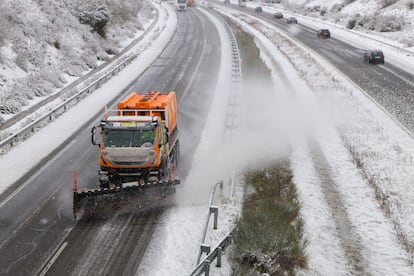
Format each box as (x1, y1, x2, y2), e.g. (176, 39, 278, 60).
(255, 6, 263, 12)
(316, 29, 331, 38)
(363, 50, 385, 64)
(286, 17, 297, 24)
(273, 12, 283, 19)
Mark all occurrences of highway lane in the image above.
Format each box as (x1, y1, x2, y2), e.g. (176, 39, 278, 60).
(0, 6, 222, 276)
(223, 3, 414, 133)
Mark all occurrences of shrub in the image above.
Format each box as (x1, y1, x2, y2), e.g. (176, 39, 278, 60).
(107, 0, 140, 24)
(347, 18, 357, 29)
(305, 5, 321, 12)
(380, 0, 397, 8)
(54, 40, 60, 49)
(408, 0, 414, 9)
(346, 13, 402, 32)
(375, 15, 403, 32)
(231, 161, 308, 275)
(0, 97, 23, 114)
(69, 0, 110, 38)
(331, 4, 344, 12)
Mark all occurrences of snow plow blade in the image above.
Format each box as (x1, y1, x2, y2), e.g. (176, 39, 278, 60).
(73, 178, 180, 220)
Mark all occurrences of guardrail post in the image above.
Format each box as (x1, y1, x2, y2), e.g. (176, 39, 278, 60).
(216, 247, 222, 267)
(210, 206, 218, 229)
(200, 244, 211, 255)
(204, 260, 211, 276)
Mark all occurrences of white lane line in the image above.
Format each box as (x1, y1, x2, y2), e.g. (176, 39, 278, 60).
(38, 242, 68, 276)
(178, 9, 208, 106)
(380, 65, 414, 89)
(0, 139, 76, 209)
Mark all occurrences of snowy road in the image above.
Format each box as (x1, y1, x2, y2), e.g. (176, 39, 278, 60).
(224, 2, 414, 134)
(0, 3, 223, 275)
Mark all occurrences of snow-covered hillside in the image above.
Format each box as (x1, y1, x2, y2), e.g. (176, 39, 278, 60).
(0, 0, 154, 122)
(283, 0, 414, 48)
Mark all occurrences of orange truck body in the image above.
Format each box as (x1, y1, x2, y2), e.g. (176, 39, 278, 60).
(93, 91, 180, 187)
(117, 91, 178, 137)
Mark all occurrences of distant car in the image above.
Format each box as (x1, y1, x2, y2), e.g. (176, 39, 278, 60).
(286, 17, 297, 24)
(255, 6, 263, 12)
(273, 12, 283, 19)
(316, 29, 331, 38)
(363, 50, 385, 64)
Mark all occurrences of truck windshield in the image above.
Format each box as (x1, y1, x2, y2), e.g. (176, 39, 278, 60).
(103, 128, 155, 147)
(177, 0, 186, 3)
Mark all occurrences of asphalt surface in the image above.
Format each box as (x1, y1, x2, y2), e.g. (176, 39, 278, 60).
(0, 6, 221, 276)
(228, 3, 414, 133)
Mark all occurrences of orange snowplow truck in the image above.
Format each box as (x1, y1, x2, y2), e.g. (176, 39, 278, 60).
(91, 91, 180, 188)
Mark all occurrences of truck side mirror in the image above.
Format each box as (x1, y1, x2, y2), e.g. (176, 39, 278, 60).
(91, 126, 100, 146)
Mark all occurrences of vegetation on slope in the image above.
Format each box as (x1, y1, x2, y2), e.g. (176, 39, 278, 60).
(0, 0, 153, 118)
(231, 161, 307, 275)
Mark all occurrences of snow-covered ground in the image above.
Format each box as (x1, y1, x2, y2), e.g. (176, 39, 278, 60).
(213, 4, 414, 274)
(0, 6, 156, 143)
(268, 0, 414, 51)
(0, 0, 154, 121)
(1, 0, 414, 275)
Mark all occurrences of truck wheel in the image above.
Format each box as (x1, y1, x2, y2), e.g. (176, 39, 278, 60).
(99, 180, 109, 189)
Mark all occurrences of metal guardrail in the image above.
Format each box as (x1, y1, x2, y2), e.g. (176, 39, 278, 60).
(190, 230, 233, 276)
(0, 54, 135, 152)
(195, 180, 224, 266)
(223, 14, 242, 142)
(0, 2, 163, 153)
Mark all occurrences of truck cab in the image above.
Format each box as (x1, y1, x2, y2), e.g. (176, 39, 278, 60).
(92, 114, 169, 187)
(91, 91, 179, 188)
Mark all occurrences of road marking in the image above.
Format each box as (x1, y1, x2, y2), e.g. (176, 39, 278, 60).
(38, 242, 68, 276)
(380, 65, 414, 89)
(178, 11, 208, 106)
(0, 139, 76, 209)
